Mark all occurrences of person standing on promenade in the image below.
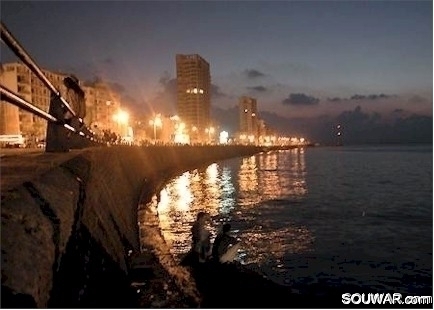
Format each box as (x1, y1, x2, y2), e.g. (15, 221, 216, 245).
(212, 223, 240, 263)
(191, 211, 212, 263)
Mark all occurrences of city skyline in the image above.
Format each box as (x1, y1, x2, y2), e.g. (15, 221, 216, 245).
(1, 1, 432, 144)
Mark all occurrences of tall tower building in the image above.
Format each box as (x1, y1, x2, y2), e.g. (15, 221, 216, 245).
(176, 54, 211, 142)
(239, 96, 258, 137)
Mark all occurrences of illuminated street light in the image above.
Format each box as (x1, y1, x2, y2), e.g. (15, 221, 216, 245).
(205, 126, 215, 144)
(113, 110, 129, 124)
(188, 126, 198, 144)
(219, 131, 229, 144)
(113, 110, 129, 137)
(106, 100, 112, 130)
(149, 114, 162, 143)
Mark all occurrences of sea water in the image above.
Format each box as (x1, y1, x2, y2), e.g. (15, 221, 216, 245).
(141, 145, 432, 296)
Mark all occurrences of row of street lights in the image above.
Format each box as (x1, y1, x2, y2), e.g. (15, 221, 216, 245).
(101, 108, 219, 145)
(147, 114, 216, 144)
(101, 109, 307, 146)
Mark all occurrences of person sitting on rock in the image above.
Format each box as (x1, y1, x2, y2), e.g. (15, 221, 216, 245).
(191, 211, 211, 263)
(212, 223, 240, 263)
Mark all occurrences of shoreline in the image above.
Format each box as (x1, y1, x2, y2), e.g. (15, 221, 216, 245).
(1, 145, 265, 307)
(130, 175, 333, 308)
(127, 152, 433, 309)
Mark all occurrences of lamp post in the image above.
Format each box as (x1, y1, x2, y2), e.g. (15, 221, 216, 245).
(190, 126, 198, 145)
(205, 126, 215, 144)
(149, 114, 162, 144)
(106, 100, 112, 131)
(113, 110, 129, 139)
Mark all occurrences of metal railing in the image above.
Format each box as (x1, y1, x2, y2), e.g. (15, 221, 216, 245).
(0, 21, 101, 152)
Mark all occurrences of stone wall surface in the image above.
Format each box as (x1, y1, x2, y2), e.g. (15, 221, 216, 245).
(1, 145, 262, 308)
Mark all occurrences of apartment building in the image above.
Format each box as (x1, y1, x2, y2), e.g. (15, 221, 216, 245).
(82, 81, 121, 134)
(0, 65, 21, 136)
(0, 62, 126, 144)
(0, 62, 77, 141)
(239, 96, 258, 137)
(176, 54, 211, 142)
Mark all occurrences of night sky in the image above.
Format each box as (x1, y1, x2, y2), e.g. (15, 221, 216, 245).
(1, 1, 432, 144)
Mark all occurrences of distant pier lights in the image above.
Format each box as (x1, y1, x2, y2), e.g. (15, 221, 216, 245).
(335, 124, 343, 146)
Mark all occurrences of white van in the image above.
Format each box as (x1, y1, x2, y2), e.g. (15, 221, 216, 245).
(0, 134, 26, 148)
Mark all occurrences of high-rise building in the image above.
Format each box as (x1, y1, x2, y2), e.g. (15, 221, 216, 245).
(239, 96, 258, 137)
(176, 54, 211, 142)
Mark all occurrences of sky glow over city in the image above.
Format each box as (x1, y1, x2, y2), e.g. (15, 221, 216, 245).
(1, 1, 432, 144)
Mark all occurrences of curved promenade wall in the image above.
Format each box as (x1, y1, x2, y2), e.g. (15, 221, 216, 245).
(1, 145, 263, 308)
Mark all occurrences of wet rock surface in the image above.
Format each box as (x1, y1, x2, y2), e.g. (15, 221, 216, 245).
(129, 252, 348, 309)
(129, 251, 200, 308)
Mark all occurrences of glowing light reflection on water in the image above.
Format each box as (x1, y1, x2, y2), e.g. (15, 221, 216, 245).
(138, 146, 433, 294)
(141, 149, 312, 268)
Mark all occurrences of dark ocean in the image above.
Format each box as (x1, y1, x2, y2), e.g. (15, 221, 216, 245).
(141, 144, 432, 297)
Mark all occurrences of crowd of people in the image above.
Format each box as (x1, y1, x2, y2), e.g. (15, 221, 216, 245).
(190, 211, 240, 265)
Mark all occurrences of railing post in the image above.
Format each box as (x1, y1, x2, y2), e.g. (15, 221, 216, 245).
(45, 76, 86, 152)
(45, 92, 70, 152)
(63, 76, 87, 149)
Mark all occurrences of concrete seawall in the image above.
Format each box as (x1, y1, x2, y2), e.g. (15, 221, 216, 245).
(1, 145, 263, 307)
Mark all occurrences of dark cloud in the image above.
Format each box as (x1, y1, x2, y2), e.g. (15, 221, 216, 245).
(350, 94, 366, 100)
(336, 105, 371, 124)
(350, 93, 392, 100)
(212, 104, 432, 145)
(327, 97, 342, 102)
(247, 85, 268, 92)
(321, 106, 431, 145)
(327, 93, 394, 102)
(244, 69, 266, 79)
(282, 93, 320, 106)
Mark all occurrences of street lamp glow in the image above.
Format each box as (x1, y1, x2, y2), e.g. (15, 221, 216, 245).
(219, 131, 229, 144)
(113, 110, 129, 124)
(149, 114, 162, 143)
(112, 110, 130, 137)
(205, 126, 215, 144)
